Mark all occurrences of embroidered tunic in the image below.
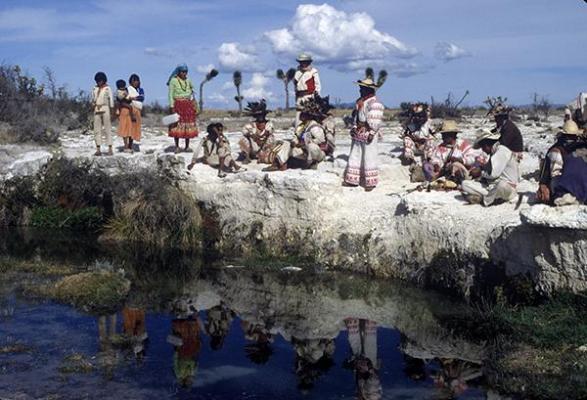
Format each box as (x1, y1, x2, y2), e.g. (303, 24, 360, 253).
(344, 95, 385, 188)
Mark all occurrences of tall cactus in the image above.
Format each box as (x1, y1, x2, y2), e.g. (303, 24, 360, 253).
(233, 71, 243, 114)
(276, 68, 296, 110)
(199, 68, 219, 112)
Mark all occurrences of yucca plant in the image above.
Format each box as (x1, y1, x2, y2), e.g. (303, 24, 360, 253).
(199, 68, 219, 111)
(233, 71, 244, 114)
(276, 68, 296, 110)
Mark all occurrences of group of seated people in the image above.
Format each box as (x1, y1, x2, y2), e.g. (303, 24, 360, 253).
(187, 94, 586, 207)
(187, 96, 335, 177)
(400, 98, 587, 206)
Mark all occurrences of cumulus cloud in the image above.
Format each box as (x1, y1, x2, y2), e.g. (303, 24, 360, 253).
(241, 73, 275, 101)
(218, 42, 262, 72)
(264, 4, 417, 70)
(434, 42, 471, 62)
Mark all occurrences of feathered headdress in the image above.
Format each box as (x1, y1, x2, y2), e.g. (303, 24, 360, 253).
(484, 96, 512, 116)
(356, 68, 388, 89)
(244, 99, 271, 120)
(298, 94, 330, 118)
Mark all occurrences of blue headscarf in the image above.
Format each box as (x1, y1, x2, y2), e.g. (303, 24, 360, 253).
(167, 63, 188, 86)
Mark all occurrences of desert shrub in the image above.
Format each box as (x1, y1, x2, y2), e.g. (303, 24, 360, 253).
(0, 64, 91, 144)
(104, 182, 202, 250)
(30, 206, 103, 230)
(430, 91, 469, 119)
(37, 157, 107, 209)
(0, 176, 38, 226)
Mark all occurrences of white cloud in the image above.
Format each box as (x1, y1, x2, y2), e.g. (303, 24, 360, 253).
(207, 92, 229, 104)
(434, 42, 471, 62)
(218, 42, 261, 72)
(197, 64, 216, 74)
(241, 73, 275, 101)
(263, 4, 417, 71)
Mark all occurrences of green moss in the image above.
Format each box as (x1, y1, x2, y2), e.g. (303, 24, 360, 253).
(51, 272, 130, 315)
(30, 206, 103, 230)
(0, 257, 78, 276)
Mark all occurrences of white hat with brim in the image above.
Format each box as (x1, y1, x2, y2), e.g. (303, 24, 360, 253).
(355, 78, 379, 90)
(559, 120, 582, 136)
(438, 120, 462, 135)
(296, 53, 313, 62)
(473, 128, 501, 149)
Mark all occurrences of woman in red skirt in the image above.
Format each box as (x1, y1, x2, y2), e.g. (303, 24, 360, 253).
(167, 64, 199, 153)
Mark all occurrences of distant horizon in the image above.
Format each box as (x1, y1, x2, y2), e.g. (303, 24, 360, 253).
(1, 0, 586, 109)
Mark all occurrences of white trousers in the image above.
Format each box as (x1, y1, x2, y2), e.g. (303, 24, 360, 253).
(461, 180, 517, 206)
(344, 139, 379, 187)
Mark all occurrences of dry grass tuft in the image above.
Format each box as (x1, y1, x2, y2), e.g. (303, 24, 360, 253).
(104, 184, 202, 250)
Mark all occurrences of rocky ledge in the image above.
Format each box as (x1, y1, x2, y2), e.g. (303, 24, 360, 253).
(1, 116, 585, 297)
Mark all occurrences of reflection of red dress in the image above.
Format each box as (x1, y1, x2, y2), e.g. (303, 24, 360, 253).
(172, 319, 201, 359)
(122, 307, 146, 337)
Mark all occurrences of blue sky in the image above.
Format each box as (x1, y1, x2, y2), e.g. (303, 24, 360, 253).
(1, 0, 586, 109)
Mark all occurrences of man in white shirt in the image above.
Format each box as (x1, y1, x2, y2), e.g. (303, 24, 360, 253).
(461, 130, 520, 206)
(294, 53, 321, 128)
(564, 92, 587, 128)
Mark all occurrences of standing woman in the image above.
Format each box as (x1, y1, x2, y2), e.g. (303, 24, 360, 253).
(167, 64, 198, 153)
(127, 73, 144, 152)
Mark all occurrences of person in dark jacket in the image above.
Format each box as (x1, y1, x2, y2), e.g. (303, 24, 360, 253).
(485, 96, 524, 154)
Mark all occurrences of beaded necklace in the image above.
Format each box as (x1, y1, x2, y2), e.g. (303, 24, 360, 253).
(178, 77, 189, 92)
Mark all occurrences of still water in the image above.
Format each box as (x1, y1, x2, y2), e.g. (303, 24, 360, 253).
(0, 230, 489, 399)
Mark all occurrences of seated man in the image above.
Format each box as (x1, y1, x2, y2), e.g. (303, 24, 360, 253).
(238, 100, 275, 164)
(461, 130, 520, 206)
(537, 120, 584, 204)
(263, 94, 329, 171)
(188, 123, 244, 178)
(401, 102, 434, 166)
(423, 120, 482, 184)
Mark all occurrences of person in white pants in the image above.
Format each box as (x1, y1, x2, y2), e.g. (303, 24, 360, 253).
(461, 130, 520, 206)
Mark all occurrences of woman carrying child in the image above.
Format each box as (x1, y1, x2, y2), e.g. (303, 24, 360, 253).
(126, 73, 144, 152)
(115, 79, 137, 153)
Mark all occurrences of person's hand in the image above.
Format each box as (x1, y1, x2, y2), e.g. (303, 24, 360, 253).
(187, 162, 195, 171)
(170, 107, 175, 114)
(470, 167, 482, 179)
(367, 134, 374, 144)
(537, 184, 550, 204)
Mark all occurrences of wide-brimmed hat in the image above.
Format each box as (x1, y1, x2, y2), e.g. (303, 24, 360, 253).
(438, 120, 461, 134)
(559, 120, 581, 136)
(296, 53, 313, 62)
(355, 68, 388, 91)
(473, 128, 501, 148)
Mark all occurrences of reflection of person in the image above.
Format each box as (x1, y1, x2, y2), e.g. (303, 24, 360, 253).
(122, 307, 148, 359)
(433, 358, 483, 398)
(344, 318, 382, 400)
(169, 317, 201, 388)
(241, 320, 274, 364)
(292, 337, 335, 391)
(205, 304, 234, 351)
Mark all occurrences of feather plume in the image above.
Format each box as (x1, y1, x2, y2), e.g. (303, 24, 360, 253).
(377, 70, 388, 87)
(365, 67, 374, 80)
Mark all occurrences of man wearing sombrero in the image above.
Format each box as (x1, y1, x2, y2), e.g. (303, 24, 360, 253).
(238, 99, 275, 164)
(294, 53, 321, 128)
(423, 120, 485, 183)
(537, 120, 586, 205)
(343, 69, 386, 191)
(461, 129, 520, 206)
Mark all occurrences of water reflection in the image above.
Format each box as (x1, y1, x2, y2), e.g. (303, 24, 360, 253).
(0, 230, 489, 399)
